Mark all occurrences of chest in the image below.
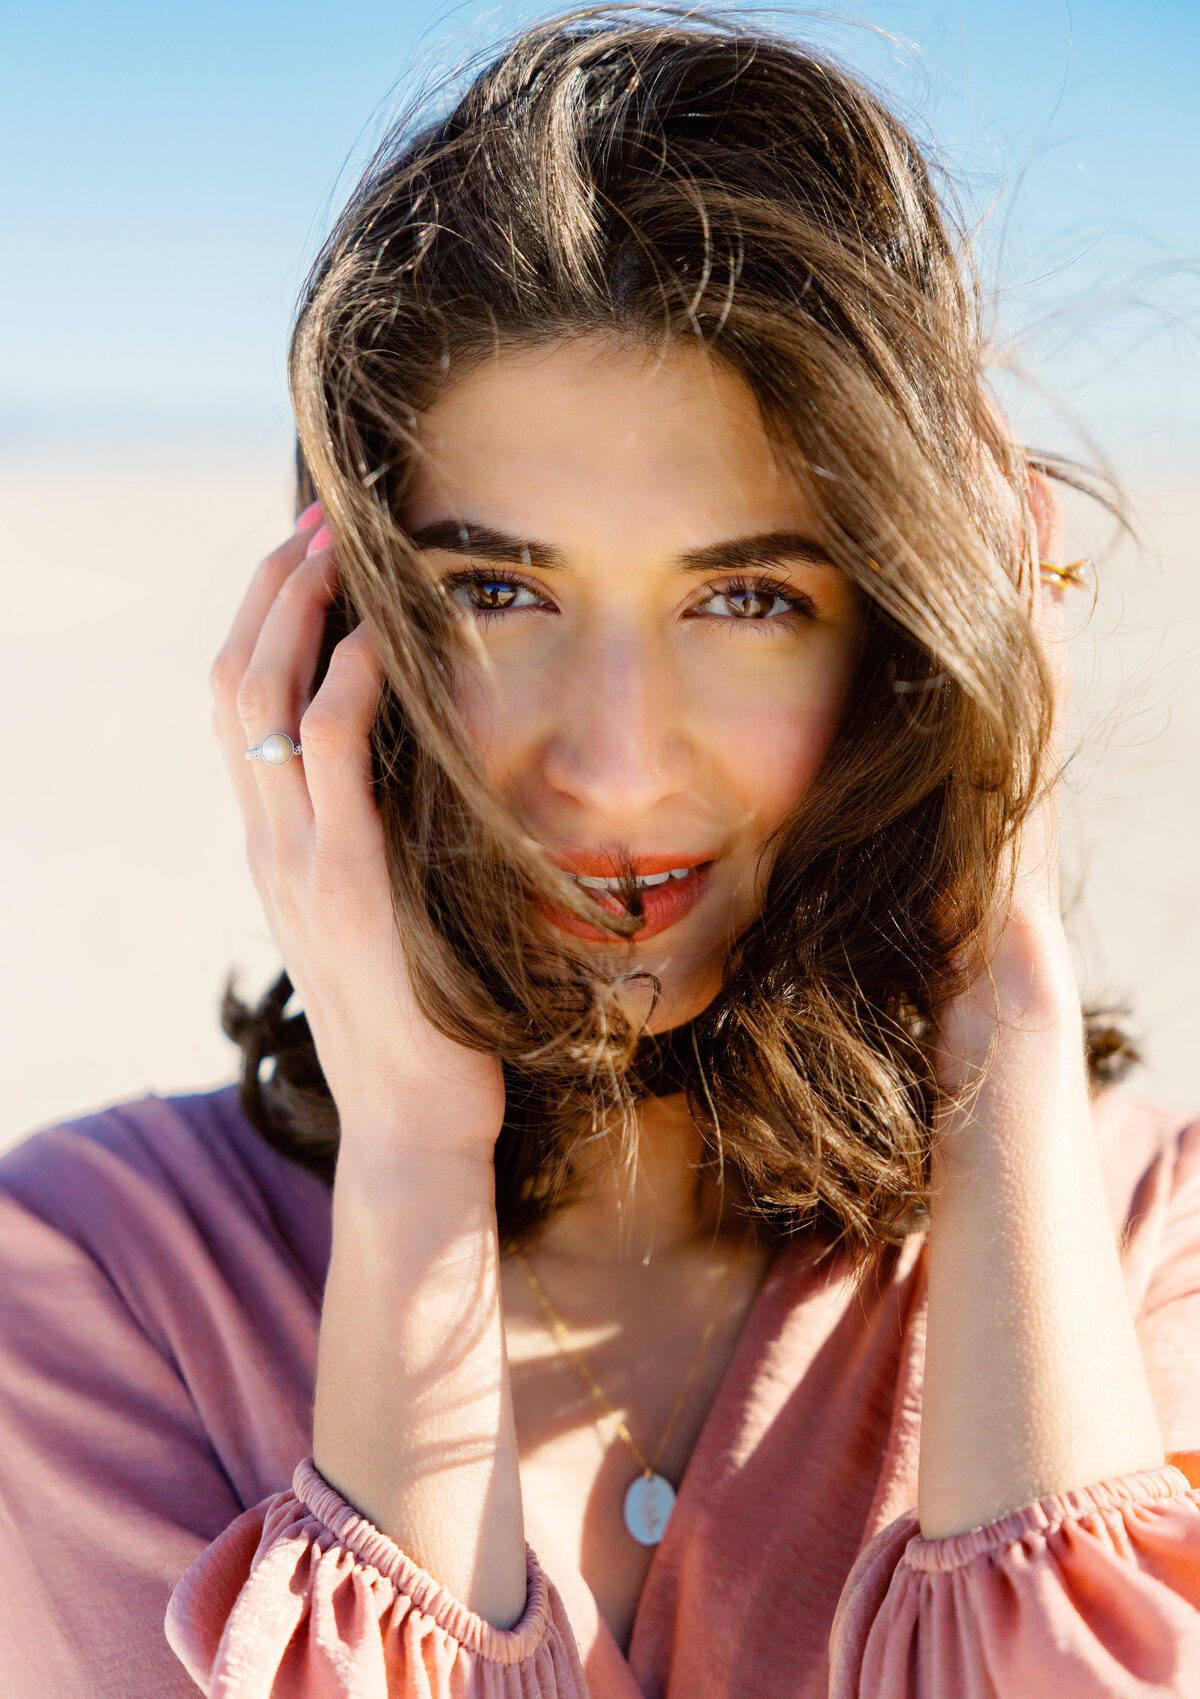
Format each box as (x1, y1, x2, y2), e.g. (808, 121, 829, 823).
(517, 1419, 659, 1650)
(502, 1250, 771, 1651)
(222, 1223, 923, 1696)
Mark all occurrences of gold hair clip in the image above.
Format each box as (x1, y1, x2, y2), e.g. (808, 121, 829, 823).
(1038, 557, 1090, 588)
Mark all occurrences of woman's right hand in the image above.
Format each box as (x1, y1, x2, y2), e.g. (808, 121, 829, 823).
(212, 507, 527, 1623)
(209, 503, 506, 1172)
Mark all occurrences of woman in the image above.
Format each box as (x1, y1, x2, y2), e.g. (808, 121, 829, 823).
(3, 10, 1199, 1696)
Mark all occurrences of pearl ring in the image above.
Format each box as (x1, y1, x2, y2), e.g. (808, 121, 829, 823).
(245, 733, 302, 766)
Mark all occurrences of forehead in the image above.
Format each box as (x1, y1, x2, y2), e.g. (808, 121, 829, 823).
(404, 335, 821, 549)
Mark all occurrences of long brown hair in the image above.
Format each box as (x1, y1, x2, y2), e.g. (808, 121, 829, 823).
(224, 6, 1135, 1269)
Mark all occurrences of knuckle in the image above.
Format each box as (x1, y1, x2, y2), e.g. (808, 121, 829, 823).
(298, 701, 341, 751)
(325, 631, 382, 707)
(334, 624, 374, 665)
(235, 674, 270, 726)
(260, 536, 298, 573)
(209, 646, 241, 700)
(276, 561, 318, 605)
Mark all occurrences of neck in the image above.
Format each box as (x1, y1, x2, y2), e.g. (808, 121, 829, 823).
(532, 1091, 727, 1266)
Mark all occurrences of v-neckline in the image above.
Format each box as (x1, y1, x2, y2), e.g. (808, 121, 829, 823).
(523, 1233, 839, 1680)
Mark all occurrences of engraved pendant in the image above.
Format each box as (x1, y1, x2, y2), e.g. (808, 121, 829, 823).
(623, 1471, 676, 1545)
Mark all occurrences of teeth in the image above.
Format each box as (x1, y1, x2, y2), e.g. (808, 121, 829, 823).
(575, 866, 696, 892)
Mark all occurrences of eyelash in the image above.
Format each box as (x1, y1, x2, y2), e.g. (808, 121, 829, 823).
(700, 574, 816, 625)
(443, 568, 816, 625)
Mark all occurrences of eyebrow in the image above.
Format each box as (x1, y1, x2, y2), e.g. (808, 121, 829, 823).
(406, 520, 837, 573)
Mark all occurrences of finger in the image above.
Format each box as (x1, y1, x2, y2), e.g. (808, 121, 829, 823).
(209, 509, 326, 716)
(212, 697, 274, 863)
(232, 546, 342, 829)
(301, 623, 387, 846)
(207, 508, 325, 883)
(210, 522, 328, 810)
(239, 544, 340, 727)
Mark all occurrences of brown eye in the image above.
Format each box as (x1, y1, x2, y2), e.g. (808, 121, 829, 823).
(447, 573, 542, 613)
(726, 589, 775, 618)
(472, 579, 519, 609)
(705, 583, 798, 621)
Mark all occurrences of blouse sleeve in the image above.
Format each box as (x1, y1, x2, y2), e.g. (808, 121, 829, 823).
(0, 1179, 238, 1697)
(830, 1113, 1200, 1698)
(0, 1103, 588, 1699)
(165, 1457, 589, 1698)
(829, 1463, 1200, 1697)
(1133, 1118, 1200, 1464)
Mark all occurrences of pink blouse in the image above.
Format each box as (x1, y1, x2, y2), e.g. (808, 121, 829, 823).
(1, 1084, 1199, 1696)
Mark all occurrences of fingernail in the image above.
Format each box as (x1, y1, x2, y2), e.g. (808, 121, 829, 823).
(305, 524, 332, 555)
(293, 499, 323, 533)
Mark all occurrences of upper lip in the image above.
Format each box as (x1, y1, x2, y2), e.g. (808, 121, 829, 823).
(550, 852, 716, 879)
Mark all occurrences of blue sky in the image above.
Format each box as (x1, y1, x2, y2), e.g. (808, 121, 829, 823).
(5, 1, 1197, 459)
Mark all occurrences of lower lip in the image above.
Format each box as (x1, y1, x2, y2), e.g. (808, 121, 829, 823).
(539, 863, 714, 942)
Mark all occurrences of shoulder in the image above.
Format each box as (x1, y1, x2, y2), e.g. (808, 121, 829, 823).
(0, 1087, 332, 1327)
(0, 1090, 329, 1550)
(1091, 1086, 1199, 1221)
(0, 1084, 329, 1235)
(1091, 1087, 1200, 1310)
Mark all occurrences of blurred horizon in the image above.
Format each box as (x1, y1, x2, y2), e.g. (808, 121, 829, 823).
(4, 0, 1198, 468)
(3, 1, 1198, 1142)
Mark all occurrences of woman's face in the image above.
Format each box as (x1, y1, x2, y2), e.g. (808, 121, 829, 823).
(405, 336, 866, 1025)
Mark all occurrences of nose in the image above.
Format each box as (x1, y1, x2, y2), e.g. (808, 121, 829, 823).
(541, 618, 692, 824)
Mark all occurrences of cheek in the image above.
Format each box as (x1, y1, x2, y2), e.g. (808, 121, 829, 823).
(717, 703, 839, 822)
(697, 651, 856, 827)
(448, 653, 544, 787)
(449, 672, 504, 779)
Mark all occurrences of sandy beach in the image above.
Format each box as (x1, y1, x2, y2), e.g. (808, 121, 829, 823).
(2, 437, 1196, 1149)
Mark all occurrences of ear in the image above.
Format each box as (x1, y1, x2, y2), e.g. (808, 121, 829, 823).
(1026, 466, 1073, 719)
(1026, 467, 1065, 568)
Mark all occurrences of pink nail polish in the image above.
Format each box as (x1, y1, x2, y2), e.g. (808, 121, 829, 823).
(305, 524, 332, 555)
(293, 499, 323, 532)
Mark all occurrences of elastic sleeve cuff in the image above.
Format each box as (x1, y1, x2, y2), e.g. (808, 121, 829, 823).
(902, 1462, 1195, 1573)
(291, 1456, 551, 1664)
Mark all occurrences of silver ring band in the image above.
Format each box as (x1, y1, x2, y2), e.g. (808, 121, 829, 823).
(244, 733, 302, 766)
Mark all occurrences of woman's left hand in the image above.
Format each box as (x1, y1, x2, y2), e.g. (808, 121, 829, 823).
(919, 468, 1166, 1542)
(935, 470, 1074, 1081)
(938, 468, 1087, 1100)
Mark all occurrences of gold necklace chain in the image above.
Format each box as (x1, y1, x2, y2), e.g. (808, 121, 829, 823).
(515, 1233, 752, 1483)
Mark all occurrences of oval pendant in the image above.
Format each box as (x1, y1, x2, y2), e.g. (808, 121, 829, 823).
(623, 1471, 676, 1546)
